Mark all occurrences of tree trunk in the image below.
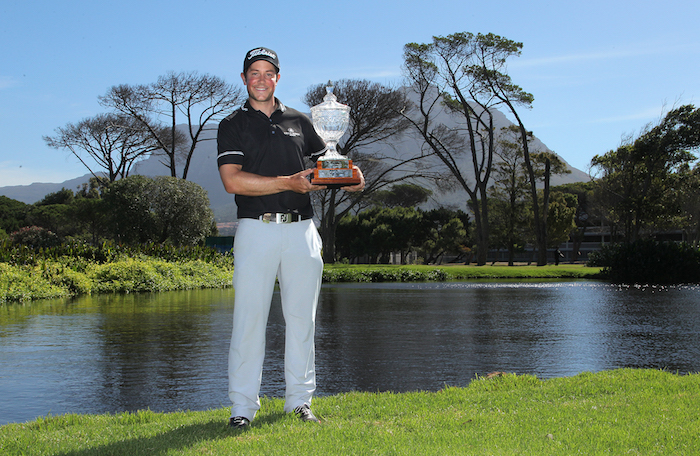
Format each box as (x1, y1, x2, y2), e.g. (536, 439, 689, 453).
(320, 189, 338, 264)
(536, 158, 551, 266)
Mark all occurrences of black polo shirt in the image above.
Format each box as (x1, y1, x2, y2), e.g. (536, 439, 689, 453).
(217, 99, 326, 219)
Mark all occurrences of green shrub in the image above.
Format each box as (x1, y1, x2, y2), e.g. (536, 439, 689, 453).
(91, 257, 232, 293)
(0, 238, 232, 268)
(588, 240, 700, 284)
(40, 262, 93, 295)
(322, 267, 448, 283)
(92, 258, 170, 293)
(10, 226, 61, 248)
(0, 263, 69, 303)
(173, 260, 232, 289)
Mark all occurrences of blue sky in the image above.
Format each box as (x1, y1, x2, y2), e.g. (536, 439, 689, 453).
(1, 0, 698, 187)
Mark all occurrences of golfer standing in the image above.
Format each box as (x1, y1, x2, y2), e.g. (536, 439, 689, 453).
(217, 47, 364, 429)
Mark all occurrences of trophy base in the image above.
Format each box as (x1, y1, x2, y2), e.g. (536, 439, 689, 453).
(312, 180, 361, 189)
(311, 157, 361, 188)
(311, 172, 362, 189)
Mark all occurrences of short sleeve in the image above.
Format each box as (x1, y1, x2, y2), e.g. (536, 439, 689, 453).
(301, 114, 327, 157)
(217, 115, 245, 167)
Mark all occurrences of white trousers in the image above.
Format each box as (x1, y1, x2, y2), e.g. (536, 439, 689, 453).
(228, 218, 323, 420)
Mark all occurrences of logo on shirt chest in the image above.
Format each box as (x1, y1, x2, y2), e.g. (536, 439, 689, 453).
(283, 128, 301, 137)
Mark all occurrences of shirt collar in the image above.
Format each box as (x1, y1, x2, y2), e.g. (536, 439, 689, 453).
(242, 98, 286, 114)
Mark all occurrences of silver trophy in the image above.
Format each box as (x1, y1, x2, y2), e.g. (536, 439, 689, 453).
(310, 83, 360, 187)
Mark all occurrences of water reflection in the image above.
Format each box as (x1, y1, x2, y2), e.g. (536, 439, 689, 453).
(0, 290, 233, 426)
(1, 281, 699, 425)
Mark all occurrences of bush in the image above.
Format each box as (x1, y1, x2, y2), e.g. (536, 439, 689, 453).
(0, 263, 69, 303)
(10, 226, 61, 248)
(322, 267, 448, 283)
(587, 240, 700, 284)
(40, 262, 93, 295)
(92, 258, 174, 293)
(0, 239, 232, 268)
(91, 257, 232, 293)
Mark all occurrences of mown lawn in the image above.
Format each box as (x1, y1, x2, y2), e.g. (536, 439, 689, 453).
(1, 368, 697, 455)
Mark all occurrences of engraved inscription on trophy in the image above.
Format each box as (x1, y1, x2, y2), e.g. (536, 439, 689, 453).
(310, 83, 361, 187)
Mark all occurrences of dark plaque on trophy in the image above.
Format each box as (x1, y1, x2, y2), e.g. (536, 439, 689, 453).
(310, 84, 361, 188)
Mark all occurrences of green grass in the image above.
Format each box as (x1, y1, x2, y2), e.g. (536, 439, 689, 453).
(323, 263, 603, 282)
(2, 369, 697, 455)
(1, 261, 603, 303)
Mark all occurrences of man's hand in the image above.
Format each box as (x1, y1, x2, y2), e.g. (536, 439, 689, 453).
(287, 168, 326, 193)
(343, 166, 365, 193)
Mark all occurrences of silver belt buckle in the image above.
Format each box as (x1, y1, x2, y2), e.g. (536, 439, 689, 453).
(261, 213, 293, 223)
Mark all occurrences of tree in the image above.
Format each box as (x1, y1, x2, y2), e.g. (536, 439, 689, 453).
(303, 79, 423, 262)
(369, 183, 432, 208)
(103, 175, 214, 246)
(44, 113, 163, 182)
(26, 188, 79, 238)
(402, 32, 535, 265)
(554, 181, 598, 262)
(488, 126, 531, 265)
(102, 175, 155, 244)
(148, 176, 215, 245)
(72, 178, 110, 245)
(418, 208, 470, 264)
(591, 105, 700, 243)
(466, 34, 545, 264)
(545, 192, 577, 254)
(336, 207, 425, 264)
(0, 196, 29, 234)
(99, 71, 245, 179)
(335, 206, 469, 264)
(679, 163, 700, 245)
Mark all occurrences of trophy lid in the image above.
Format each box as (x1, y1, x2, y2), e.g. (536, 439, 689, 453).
(310, 83, 350, 117)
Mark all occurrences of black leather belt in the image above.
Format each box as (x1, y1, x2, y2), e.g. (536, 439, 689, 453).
(257, 213, 310, 224)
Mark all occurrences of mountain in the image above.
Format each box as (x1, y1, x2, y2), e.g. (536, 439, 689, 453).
(0, 174, 99, 205)
(0, 96, 590, 219)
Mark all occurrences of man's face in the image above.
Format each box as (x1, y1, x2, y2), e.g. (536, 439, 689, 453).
(241, 60, 280, 105)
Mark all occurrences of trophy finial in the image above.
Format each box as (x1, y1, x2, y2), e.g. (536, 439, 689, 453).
(324, 81, 335, 101)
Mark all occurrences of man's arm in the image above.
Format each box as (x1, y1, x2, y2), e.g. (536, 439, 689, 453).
(219, 164, 325, 196)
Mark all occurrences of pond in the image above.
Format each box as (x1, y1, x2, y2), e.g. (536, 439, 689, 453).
(1, 281, 699, 425)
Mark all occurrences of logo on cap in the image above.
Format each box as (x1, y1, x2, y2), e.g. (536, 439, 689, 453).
(248, 48, 277, 61)
(244, 47, 279, 73)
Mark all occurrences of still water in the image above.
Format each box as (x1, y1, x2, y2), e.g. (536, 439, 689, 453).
(1, 281, 700, 425)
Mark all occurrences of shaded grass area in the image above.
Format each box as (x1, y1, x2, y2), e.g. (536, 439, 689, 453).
(323, 263, 604, 282)
(2, 369, 697, 455)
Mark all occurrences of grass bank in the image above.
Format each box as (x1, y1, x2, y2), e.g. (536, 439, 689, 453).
(1, 368, 697, 455)
(322, 263, 603, 282)
(0, 258, 234, 303)
(1, 260, 603, 303)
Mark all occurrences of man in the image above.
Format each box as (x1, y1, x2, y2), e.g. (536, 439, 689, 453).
(217, 47, 365, 429)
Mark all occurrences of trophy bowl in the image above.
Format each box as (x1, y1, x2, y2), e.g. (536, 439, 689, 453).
(310, 84, 361, 188)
